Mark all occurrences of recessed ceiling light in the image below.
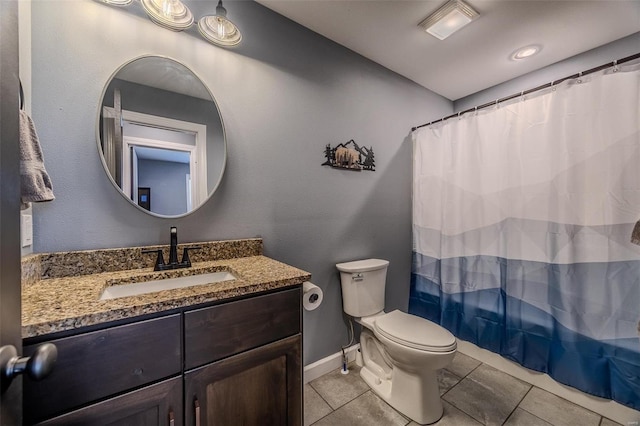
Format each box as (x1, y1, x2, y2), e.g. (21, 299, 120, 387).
(418, 0, 479, 41)
(511, 45, 541, 60)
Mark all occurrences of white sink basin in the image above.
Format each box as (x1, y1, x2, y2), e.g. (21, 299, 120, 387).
(100, 271, 236, 300)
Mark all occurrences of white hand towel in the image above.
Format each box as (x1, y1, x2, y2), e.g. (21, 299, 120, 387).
(20, 110, 54, 209)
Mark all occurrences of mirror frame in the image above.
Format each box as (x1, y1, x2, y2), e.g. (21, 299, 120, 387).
(96, 55, 227, 218)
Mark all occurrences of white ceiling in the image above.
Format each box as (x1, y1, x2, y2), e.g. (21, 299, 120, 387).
(255, 0, 640, 100)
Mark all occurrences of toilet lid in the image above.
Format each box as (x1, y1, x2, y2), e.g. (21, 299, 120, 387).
(374, 310, 457, 352)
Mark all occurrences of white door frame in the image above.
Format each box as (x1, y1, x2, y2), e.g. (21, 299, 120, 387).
(121, 110, 208, 206)
(122, 136, 199, 206)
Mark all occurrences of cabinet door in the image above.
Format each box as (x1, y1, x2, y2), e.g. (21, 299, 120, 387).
(185, 334, 301, 426)
(37, 377, 182, 426)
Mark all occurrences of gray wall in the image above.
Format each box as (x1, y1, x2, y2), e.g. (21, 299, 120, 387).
(28, 0, 451, 364)
(454, 32, 640, 111)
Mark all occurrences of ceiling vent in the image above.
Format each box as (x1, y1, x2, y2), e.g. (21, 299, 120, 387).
(418, 0, 479, 40)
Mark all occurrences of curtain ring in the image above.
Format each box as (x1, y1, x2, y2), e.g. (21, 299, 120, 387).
(495, 99, 499, 108)
(577, 71, 583, 84)
(613, 59, 619, 73)
(474, 106, 478, 116)
(551, 80, 556, 92)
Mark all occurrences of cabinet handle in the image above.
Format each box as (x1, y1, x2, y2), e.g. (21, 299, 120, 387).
(169, 409, 175, 426)
(194, 398, 201, 426)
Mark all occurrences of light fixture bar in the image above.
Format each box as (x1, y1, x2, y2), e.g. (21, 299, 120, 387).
(95, 0, 242, 47)
(418, 0, 479, 40)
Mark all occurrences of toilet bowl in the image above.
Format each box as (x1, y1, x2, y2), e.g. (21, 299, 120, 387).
(337, 259, 457, 425)
(359, 311, 456, 424)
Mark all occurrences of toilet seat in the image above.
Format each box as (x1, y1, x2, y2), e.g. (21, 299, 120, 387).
(374, 310, 456, 352)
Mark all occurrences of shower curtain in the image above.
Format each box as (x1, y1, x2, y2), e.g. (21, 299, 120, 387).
(410, 62, 640, 410)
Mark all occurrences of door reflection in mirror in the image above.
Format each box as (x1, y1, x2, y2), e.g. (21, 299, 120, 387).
(128, 117, 205, 216)
(133, 146, 191, 216)
(97, 56, 226, 218)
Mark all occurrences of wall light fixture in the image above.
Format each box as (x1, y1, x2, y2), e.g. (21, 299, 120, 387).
(141, 0, 194, 31)
(198, 0, 242, 47)
(96, 0, 242, 47)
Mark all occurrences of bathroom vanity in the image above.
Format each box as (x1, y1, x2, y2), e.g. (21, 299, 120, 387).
(20, 239, 310, 425)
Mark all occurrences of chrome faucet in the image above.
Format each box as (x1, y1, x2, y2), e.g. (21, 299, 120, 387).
(143, 227, 201, 271)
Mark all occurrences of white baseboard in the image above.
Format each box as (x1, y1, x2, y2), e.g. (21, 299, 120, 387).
(457, 339, 640, 425)
(304, 344, 360, 384)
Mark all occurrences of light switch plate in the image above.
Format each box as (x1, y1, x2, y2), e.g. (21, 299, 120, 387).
(21, 213, 33, 247)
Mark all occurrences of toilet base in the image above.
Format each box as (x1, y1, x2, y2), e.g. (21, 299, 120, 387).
(360, 361, 444, 425)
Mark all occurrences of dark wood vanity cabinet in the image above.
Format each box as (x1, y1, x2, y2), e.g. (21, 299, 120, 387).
(23, 286, 302, 426)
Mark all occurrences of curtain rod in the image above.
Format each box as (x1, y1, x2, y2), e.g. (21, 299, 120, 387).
(411, 52, 640, 132)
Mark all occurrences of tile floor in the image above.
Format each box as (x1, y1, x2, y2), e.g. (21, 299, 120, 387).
(304, 352, 627, 426)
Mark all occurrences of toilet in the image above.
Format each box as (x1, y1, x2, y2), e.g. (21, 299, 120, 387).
(336, 259, 457, 425)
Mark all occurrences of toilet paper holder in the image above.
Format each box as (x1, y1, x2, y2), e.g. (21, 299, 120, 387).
(303, 281, 323, 311)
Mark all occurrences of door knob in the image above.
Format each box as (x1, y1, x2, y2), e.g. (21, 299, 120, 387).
(0, 343, 57, 389)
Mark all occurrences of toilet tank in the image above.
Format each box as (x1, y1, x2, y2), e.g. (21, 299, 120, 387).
(336, 259, 389, 317)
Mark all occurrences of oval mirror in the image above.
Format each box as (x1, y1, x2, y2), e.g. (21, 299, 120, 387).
(97, 56, 226, 217)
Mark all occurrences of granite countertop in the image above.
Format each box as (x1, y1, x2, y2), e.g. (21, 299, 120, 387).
(22, 240, 311, 339)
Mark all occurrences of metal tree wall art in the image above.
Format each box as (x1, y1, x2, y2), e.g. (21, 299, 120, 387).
(322, 139, 375, 171)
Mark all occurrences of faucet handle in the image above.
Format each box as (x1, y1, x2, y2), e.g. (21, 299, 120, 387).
(142, 249, 166, 271)
(180, 246, 202, 267)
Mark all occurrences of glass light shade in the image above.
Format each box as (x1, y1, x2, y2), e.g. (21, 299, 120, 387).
(95, 0, 133, 5)
(198, 15, 242, 47)
(141, 0, 194, 31)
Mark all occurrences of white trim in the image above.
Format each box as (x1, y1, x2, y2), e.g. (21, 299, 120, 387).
(121, 109, 208, 204)
(304, 344, 360, 384)
(185, 174, 192, 212)
(131, 147, 139, 203)
(122, 136, 197, 201)
(457, 339, 640, 425)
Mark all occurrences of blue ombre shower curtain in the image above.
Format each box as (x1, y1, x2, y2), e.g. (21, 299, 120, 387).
(410, 62, 640, 409)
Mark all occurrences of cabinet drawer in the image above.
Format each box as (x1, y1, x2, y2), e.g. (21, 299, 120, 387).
(184, 287, 301, 369)
(23, 314, 182, 425)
